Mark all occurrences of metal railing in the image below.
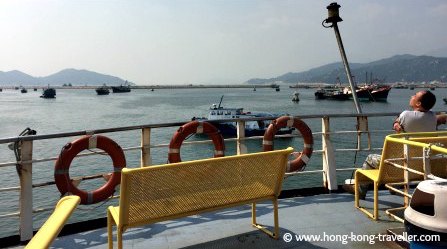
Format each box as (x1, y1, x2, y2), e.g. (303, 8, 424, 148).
(0, 112, 401, 241)
(382, 132, 447, 222)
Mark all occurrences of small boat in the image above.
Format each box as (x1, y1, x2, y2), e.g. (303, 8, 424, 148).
(192, 96, 293, 137)
(443, 98, 447, 104)
(111, 81, 131, 93)
(275, 87, 280, 92)
(0, 88, 2, 92)
(40, 87, 56, 98)
(253, 87, 256, 91)
(33, 88, 37, 91)
(314, 88, 350, 100)
(292, 91, 300, 102)
(151, 88, 154, 92)
(95, 85, 110, 95)
(21, 88, 27, 93)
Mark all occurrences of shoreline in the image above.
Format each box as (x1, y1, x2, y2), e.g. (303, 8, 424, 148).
(1, 82, 446, 90)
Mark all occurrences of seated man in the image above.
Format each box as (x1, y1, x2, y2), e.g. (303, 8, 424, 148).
(345, 90, 445, 198)
(393, 90, 442, 133)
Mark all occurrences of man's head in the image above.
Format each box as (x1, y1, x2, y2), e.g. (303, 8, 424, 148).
(410, 90, 436, 111)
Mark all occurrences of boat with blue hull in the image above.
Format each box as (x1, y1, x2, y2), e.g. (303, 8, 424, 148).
(193, 96, 293, 137)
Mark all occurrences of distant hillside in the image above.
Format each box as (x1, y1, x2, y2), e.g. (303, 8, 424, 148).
(247, 54, 447, 84)
(0, 69, 131, 86)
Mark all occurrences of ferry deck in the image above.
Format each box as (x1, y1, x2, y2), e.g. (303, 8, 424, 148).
(9, 191, 405, 249)
(1, 112, 445, 249)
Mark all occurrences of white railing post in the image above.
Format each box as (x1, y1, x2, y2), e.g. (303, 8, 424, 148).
(236, 121, 247, 155)
(403, 143, 410, 207)
(18, 140, 33, 242)
(141, 128, 152, 167)
(356, 116, 371, 150)
(422, 147, 432, 180)
(322, 117, 338, 190)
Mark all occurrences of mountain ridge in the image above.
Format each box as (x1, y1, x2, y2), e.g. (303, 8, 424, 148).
(247, 54, 447, 84)
(0, 68, 131, 86)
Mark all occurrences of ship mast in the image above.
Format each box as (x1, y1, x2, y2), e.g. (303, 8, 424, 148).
(323, 2, 362, 114)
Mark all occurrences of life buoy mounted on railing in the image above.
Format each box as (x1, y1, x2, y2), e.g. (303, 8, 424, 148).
(54, 135, 126, 205)
(263, 116, 313, 172)
(168, 121, 225, 163)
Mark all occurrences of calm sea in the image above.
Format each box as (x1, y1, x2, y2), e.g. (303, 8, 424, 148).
(0, 86, 446, 237)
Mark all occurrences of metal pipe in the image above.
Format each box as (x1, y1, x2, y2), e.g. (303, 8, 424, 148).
(332, 23, 362, 114)
(323, 2, 362, 114)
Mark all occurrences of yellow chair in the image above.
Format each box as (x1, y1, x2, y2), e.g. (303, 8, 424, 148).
(107, 148, 293, 249)
(355, 132, 447, 220)
(25, 195, 80, 249)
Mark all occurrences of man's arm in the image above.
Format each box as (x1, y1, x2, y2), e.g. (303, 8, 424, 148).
(437, 114, 447, 126)
(393, 119, 403, 133)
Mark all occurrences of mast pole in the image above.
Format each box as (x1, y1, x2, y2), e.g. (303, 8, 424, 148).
(323, 2, 362, 114)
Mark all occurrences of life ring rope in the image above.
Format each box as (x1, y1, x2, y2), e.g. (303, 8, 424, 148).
(54, 135, 126, 205)
(263, 116, 313, 172)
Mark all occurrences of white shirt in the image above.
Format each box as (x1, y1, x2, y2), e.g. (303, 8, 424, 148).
(397, 110, 437, 132)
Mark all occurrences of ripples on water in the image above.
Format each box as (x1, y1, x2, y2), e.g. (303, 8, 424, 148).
(0, 87, 446, 237)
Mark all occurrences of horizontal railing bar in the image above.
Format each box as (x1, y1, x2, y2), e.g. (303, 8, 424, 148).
(285, 169, 323, 176)
(0, 212, 20, 218)
(335, 148, 382, 152)
(336, 167, 358, 171)
(0, 112, 404, 144)
(0, 186, 20, 192)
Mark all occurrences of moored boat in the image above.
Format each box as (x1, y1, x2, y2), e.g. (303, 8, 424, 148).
(95, 84, 110, 95)
(314, 87, 350, 100)
(355, 84, 391, 101)
(111, 81, 131, 93)
(40, 87, 56, 98)
(20, 88, 27, 93)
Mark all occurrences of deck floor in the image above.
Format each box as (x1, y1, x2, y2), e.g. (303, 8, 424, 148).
(11, 191, 406, 249)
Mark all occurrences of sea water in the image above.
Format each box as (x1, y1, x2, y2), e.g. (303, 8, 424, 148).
(0, 87, 446, 237)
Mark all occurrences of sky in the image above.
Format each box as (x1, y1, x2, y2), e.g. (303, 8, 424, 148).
(1, 0, 446, 85)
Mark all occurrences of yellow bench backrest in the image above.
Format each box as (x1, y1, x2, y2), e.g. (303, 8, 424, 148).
(118, 148, 293, 227)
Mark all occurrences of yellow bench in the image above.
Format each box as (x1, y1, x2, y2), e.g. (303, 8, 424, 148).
(355, 132, 447, 220)
(25, 195, 80, 249)
(107, 148, 293, 249)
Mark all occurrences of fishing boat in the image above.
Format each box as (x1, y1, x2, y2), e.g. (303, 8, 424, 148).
(314, 87, 350, 100)
(40, 87, 56, 98)
(347, 84, 391, 101)
(192, 96, 293, 137)
(95, 85, 110, 95)
(111, 81, 131, 93)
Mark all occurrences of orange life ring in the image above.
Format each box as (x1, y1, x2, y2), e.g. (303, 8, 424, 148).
(168, 121, 225, 163)
(54, 135, 126, 205)
(263, 116, 313, 172)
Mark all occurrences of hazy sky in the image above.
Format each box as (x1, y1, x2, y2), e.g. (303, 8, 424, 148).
(1, 0, 446, 85)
